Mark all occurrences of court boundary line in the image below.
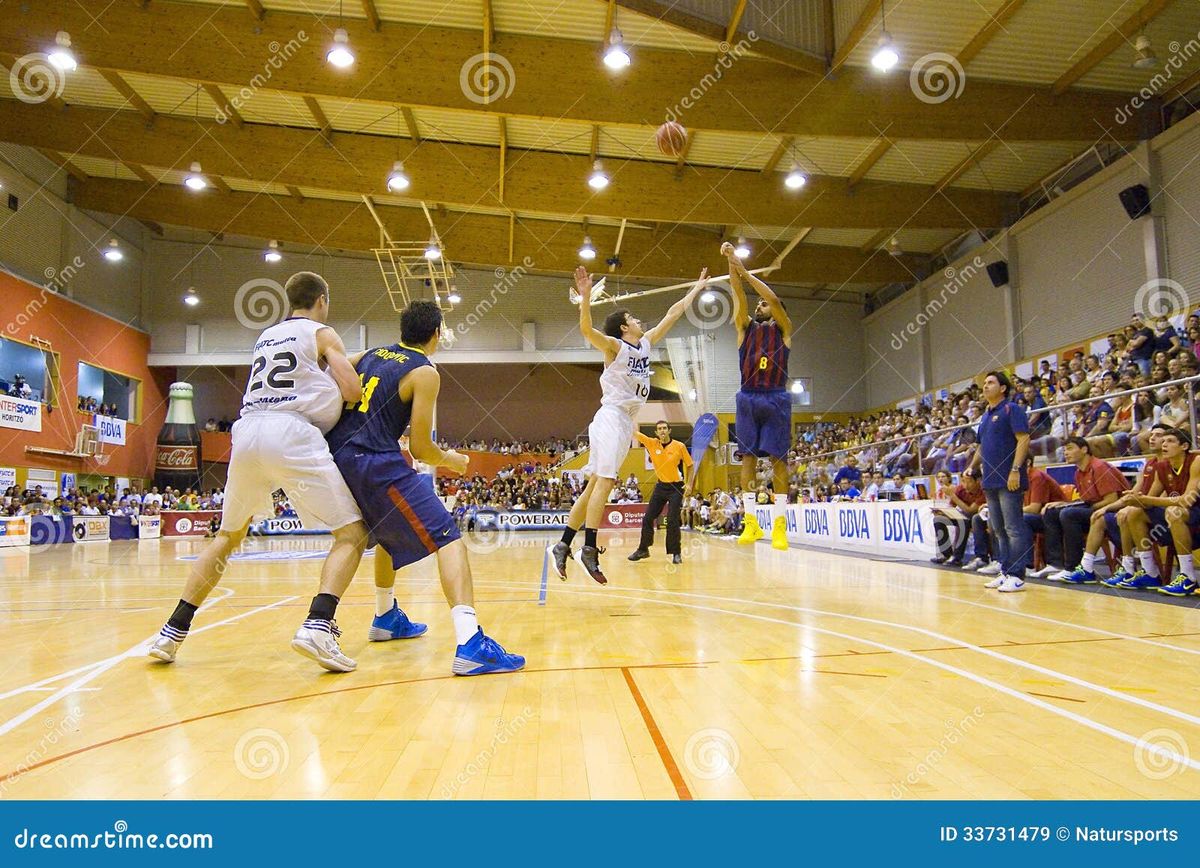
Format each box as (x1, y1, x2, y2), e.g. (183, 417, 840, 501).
(621, 667, 692, 800)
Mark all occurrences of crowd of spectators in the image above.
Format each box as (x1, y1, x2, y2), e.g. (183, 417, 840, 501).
(77, 395, 121, 417)
(1, 485, 224, 518)
(435, 437, 584, 459)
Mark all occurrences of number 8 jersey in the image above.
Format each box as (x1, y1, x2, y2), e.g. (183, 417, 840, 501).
(240, 316, 344, 434)
(599, 336, 652, 418)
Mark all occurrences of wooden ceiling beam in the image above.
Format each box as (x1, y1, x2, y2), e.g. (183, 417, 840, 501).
(610, 0, 825, 74)
(207, 174, 232, 195)
(957, 0, 1028, 66)
(123, 161, 158, 185)
(858, 228, 892, 255)
(761, 136, 794, 174)
(673, 132, 694, 179)
(0, 100, 1015, 229)
(98, 69, 156, 124)
(0, 0, 1139, 142)
(245, 0, 265, 21)
(847, 138, 893, 188)
(724, 0, 748, 46)
(202, 82, 243, 129)
(36, 148, 86, 182)
(361, 0, 381, 32)
(933, 141, 1000, 193)
(830, 0, 881, 74)
(73, 177, 929, 285)
(498, 116, 508, 204)
(400, 106, 422, 142)
(303, 95, 333, 143)
(286, 185, 306, 202)
(1052, 0, 1177, 94)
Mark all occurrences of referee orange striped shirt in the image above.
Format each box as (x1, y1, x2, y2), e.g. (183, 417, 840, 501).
(635, 431, 692, 483)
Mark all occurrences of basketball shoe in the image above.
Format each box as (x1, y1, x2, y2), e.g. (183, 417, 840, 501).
(737, 514, 764, 544)
(368, 602, 428, 641)
(771, 516, 789, 550)
(148, 624, 186, 663)
(452, 628, 525, 676)
(576, 545, 608, 584)
(551, 541, 571, 580)
(291, 619, 356, 672)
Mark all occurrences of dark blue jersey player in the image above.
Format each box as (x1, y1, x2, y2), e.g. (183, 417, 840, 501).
(326, 300, 523, 676)
(722, 241, 793, 552)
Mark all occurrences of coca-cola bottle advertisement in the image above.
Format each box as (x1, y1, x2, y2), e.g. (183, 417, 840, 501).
(154, 382, 202, 492)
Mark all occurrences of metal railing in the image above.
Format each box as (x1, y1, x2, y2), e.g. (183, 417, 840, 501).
(793, 373, 1200, 476)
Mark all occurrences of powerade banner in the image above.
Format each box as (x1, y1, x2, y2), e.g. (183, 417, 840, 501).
(689, 412, 719, 470)
(476, 510, 570, 531)
(255, 516, 331, 535)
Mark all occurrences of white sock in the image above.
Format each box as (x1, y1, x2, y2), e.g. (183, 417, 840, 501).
(1122, 555, 1135, 573)
(1139, 549, 1160, 578)
(743, 493, 757, 519)
(1180, 554, 1195, 581)
(375, 586, 394, 617)
(1081, 552, 1096, 573)
(451, 605, 479, 645)
(773, 493, 787, 524)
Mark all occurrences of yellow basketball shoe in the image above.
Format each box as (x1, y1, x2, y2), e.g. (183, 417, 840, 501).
(771, 516, 789, 551)
(737, 512, 764, 544)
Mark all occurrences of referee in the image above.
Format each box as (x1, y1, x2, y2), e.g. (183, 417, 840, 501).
(628, 421, 694, 564)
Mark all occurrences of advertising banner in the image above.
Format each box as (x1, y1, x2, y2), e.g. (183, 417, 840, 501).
(71, 515, 110, 542)
(0, 397, 41, 432)
(138, 515, 162, 539)
(0, 516, 30, 547)
(93, 414, 127, 446)
(163, 511, 221, 537)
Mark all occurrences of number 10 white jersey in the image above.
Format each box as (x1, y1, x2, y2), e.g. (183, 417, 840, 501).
(240, 316, 344, 434)
(599, 336, 652, 418)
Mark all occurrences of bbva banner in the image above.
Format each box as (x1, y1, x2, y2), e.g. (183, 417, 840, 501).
(745, 502, 938, 559)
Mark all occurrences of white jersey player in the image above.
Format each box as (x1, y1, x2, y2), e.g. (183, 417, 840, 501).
(552, 266, 709, 584)
(149, 272, 370, 672)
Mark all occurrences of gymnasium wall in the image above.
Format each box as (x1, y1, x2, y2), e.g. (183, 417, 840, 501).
(863, 112, 1200, 408)
(0, 269, 171, 482)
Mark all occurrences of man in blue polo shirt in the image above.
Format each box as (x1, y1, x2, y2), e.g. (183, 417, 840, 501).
(966, 371, 1031, 593)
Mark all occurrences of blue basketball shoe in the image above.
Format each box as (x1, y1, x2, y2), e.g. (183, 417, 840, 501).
(368, 602, 428, 641)
(452, 628, 525, 676)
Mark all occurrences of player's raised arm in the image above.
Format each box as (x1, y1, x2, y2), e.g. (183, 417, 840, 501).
(722, 242, 751, 336)
(576, 266, 620, 354)
(645, 268, 709, 345)
(734, 257, 792, 338)
(406, 366, 469, 475)
(316, 326, 363, 404)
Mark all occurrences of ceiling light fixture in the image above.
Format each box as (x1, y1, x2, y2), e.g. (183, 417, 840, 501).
(448, 288, 462, 305)
(871, 2, 899, 72)
(887, 236, 902, 257)
(603, 28, 631, 70)
(386, 160, 410, 192)
(784, 164, 808, 189)
(734, 237, 751, 259)
(790, 380, 805, 394)
(327, 27, 355, 68)
(700, 289, 717, 304)
(184, 161, 207, 191)
(47, 31, 77, 72)
(578, 235, 597, 260)
(1132, 33, 1158, 69)
(183, 288, 200, 307)
(103, 238, 123, 262)
(263, 240, 282, 263)
(424, 237, 441, 260)
(588, 160, 610, 190)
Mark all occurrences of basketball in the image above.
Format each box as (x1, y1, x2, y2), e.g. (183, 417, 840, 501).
(656, 121, 687, 156)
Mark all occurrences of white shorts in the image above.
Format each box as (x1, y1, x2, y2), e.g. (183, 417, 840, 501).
(583, 405, 635, 480)
(220, 414, 362, 533)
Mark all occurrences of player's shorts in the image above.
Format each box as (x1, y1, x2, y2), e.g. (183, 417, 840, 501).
(584, 405, 635, 480)
(735, 389, 791, 458)
(1103, 512, 1122, 548)
(334, 449, 460, 570)
(1144, 503, 1200, 544)
(220, 413, 363, 533)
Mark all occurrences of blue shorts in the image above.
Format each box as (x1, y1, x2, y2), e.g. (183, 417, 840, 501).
(1145, 504, 1200, 544)
(735, 389, 791, 458)
(334, 450, 460, 570)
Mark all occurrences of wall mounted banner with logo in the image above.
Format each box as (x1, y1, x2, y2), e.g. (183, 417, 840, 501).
(163, 510, 221, 537)
(601, 504, 649, 529)
(475, 510, 570, 532)
(0, 467, 15, 490)
(0, 516, 30, 547)
(0, 397, 41, 432)
(743, 502, 937, 560)
(93, 414, 126, 446)
(156, 446, 199, 474)
(71, 515, 111, 542)
(60, 472, 76, 495)
(254, 516, 330, 535)
(138, 515, 162, 539)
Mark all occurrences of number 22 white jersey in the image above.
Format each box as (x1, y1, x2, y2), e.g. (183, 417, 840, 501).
(599, 336, 652, 418)
(239, 316, 344, 434)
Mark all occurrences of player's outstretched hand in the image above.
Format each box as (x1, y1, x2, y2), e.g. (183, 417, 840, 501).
(444, 450, 470, 475)
(719, 241, 735, 258)
(574, 266, 593, 302)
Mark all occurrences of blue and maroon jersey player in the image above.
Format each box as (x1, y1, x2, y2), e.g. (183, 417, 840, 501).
(326, 343, 461, 569)
(738, 319, 790, 392)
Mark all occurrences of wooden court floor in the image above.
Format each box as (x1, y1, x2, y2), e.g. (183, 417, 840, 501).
(1, 530, 1199, 800)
